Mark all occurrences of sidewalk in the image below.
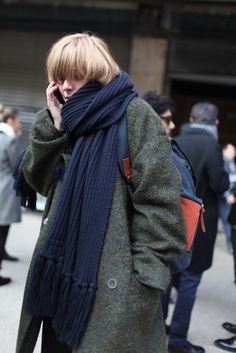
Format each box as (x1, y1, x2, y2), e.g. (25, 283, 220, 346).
(0, 210, 42, 353)
(0, 210, 235, 353)
(167, 226, 236, 352)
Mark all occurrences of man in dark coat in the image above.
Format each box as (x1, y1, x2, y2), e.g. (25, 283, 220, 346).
(167, 102, 229, 353)
(214, 322, 236, 352)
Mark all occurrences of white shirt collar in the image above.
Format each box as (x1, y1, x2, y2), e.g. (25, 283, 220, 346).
(0, 122, 16, 138)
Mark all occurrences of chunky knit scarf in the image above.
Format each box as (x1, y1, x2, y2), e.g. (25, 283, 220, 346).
(27, 72, 137, 348)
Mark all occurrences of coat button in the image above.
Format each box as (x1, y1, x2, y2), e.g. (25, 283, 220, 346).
(43, 217, 48, 225)
(107, 278, 117, 289)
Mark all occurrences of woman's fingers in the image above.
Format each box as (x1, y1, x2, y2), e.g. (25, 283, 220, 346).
(46, 82, 63, 130)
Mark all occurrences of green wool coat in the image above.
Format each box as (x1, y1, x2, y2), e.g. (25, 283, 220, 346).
(16, 98, 186, 353)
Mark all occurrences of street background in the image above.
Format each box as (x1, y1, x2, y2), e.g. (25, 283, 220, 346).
(0, 209, 235, 353)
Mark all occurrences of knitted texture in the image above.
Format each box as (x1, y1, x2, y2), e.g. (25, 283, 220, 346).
(26, 72, 137, 348)
(13, 151, 37, 210)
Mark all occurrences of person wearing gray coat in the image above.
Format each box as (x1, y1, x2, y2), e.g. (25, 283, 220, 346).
(0, 106, 22, 286)
(15, 33, 186, 353)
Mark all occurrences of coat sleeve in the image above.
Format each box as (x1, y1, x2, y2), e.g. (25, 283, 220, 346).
(5, 138, 18, 170)
(205, 141, 229, 195)
(127, 99, 186, 291)
(22, 108, 69, 196)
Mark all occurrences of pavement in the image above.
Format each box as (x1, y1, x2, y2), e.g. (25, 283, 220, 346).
(0, 210, 235, 353)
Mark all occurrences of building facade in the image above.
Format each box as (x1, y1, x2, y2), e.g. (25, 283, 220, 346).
(0, 0, 236, 146)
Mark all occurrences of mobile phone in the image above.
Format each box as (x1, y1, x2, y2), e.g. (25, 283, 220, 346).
(53, 89, 65, 105)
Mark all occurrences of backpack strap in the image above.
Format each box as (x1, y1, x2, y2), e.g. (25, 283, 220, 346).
(171, 139, 197, 186)
(118, 114, 132, 182)
(171, 138, 206, 233)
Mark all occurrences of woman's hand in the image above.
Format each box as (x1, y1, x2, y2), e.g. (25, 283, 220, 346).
(46, 82, 63, 131)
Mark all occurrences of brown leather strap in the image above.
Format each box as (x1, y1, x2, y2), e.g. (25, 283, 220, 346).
(123, 158, 132, 181)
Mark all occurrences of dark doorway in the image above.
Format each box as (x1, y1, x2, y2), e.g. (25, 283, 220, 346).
(170, 79, 236, 146)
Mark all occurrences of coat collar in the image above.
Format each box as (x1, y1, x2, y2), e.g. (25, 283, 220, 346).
(0, 122, 15, 138)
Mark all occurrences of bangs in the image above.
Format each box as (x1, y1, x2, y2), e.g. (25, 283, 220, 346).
(47, 41, 83, 82)
(47, 33, 120, 85)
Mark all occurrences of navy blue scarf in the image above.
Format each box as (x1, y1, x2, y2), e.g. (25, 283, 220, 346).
(27, 72, 137, 348)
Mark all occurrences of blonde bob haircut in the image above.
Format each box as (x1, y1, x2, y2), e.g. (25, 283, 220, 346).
(47, 33, 120, 85)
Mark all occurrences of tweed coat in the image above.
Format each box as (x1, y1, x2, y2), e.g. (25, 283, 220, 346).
(176, 127, 229, 272)
(16, 98, 186, 353)
(0, 125, 21, 225)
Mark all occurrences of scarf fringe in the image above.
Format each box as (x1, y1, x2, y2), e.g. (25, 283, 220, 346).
(13, 152, 37, 210)
(52, 276, 72, 334)
(27, 255, 96, 348)
(27, 255, 62, 317)
(53, 280, 96, 348)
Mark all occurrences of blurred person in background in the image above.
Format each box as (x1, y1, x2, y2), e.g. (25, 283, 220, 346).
(141, 91, 181, 330)
(214, 322, 236, 352)
(141, 91, 176, 136)
(0, 106, 21, 286)
(218, 143, 236, 252)
(228, 187, 236, 284)
(167, 102, 229, 353)
(214, 190, 236, 350)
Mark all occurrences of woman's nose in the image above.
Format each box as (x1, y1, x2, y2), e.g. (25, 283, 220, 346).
(62, 80, 73, 90)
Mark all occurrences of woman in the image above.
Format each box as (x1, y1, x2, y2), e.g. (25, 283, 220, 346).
(0, 106, 21, 286)
(15, 33, 186, 353)
(228, 190, 236, 284)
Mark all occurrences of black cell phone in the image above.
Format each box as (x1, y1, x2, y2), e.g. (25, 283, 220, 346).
(53, 89, 65, 105)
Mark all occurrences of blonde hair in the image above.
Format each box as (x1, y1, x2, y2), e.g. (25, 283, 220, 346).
(0, 104, 4, 122)
(47, 33, 120, 85)
(1, 107, 19, 123)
